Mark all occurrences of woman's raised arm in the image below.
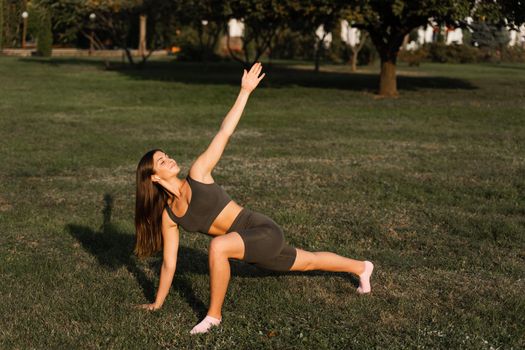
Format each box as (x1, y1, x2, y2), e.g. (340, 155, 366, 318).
(190, 63, 265, 181)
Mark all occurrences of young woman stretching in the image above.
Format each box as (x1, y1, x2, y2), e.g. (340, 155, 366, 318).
(135, 62, 374, 334)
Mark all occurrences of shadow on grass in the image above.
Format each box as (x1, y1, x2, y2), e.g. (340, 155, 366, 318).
(67, 193, 359, 319)
(19, 57, 477, 93)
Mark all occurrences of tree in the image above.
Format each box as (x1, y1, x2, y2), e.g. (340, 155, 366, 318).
(475, 0, 525, 28)
(225, 0, 289, 67)
(84, 0, 143, 65)
(137, 0, 179, 65)
(471, 21, 510, 50)
(39, 0, 142, 58)
(2, 0, 25, 48)
(40, 0, 176, 67)
(345, 0, 525, 96)
(341, 20, 369, 72)
(347, 1, 472, 96)
(287, 0, 346, 72)
(0, 0, 4, 49)
(271, 27, 316, 60)
(175, 0, 227, 61)
(36, 7, 52, 56)
(465, 0, 523, 63)
(26, 1, 54, 55)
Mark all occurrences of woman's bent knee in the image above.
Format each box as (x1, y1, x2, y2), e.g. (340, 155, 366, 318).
(209, 237, 226, 256)
(208, 233, 245, 260)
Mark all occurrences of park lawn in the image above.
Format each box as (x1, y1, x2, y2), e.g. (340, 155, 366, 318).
(0, 56, 524, 349)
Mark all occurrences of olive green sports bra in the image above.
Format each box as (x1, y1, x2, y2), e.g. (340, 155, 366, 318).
(164, 175, 232, 234)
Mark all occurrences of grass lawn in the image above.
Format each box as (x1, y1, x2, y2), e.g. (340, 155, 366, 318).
(0, 56, 524, 349)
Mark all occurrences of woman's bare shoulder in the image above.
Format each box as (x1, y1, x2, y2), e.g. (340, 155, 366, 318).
(188, 162, 215, 184)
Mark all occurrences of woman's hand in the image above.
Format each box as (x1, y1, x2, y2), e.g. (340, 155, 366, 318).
(136, 303, 161, 311)
(241, 62, 265, 93)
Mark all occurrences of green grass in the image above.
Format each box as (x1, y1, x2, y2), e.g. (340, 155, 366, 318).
(0, 56, 524, 349)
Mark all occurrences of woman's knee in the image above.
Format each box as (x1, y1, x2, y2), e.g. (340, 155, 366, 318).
(208, 233, 244, 260)
(209, 237, 228, 257)
(289, 249, 316, 271)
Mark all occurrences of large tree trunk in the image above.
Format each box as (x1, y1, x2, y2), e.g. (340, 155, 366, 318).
(370, 31, 404, 97)
(379, 59, 398, 96)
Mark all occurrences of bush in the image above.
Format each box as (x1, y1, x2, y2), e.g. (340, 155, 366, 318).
(0, 0, 4, 50)
(398, 48, 428, 66)
(27, 4, 53, 57)
(36, 12, 52, 57)
(404, 42, 524, 64)
(500, 46, 525, 63)
(426, 42, 480, 63)
(173, 26, 221, 62)
(470, 21, 510, 50)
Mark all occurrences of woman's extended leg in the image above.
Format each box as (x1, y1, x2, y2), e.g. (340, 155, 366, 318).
(289, 248, 374, 293)
(190, 232, 245, 334)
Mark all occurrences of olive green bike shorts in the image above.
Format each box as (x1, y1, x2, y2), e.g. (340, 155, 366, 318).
(227, 208, 297, 271)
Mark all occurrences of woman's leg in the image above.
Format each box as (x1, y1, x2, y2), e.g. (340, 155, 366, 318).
(289, 248, 365, 274)
(207, 232, 245, 319)
(289, 248, 374, 293)
(190, 231, 245, 334)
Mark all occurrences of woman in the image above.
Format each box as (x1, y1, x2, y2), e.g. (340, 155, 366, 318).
(135, 62, 374, 335)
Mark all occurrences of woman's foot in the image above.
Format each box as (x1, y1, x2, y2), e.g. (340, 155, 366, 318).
(190, 315, 222, 334)
(356, 261, 374, 294)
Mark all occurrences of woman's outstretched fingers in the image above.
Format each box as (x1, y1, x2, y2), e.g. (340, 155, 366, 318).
(136, 303, 160, 311)
(252, 62, 262, 74)
(242, 63, 265, 92)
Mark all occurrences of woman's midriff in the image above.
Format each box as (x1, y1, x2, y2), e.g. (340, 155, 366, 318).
(207, 200, 243, 235)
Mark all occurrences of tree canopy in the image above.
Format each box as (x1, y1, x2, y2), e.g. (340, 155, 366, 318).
(5, 0, 524, 95)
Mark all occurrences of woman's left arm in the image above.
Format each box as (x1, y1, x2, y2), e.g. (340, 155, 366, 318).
(190, 63, 265, 180)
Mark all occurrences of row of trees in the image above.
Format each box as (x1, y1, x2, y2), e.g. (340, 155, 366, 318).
(2, 0, 524, 96)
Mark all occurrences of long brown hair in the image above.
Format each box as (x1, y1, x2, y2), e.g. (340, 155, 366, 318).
(135, 149, 170, 258)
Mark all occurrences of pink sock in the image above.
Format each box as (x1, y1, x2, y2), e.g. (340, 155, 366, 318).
(357, 261, 374, 294)
(190, 315, 222, 335)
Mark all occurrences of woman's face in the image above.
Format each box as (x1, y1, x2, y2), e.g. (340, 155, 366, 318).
(152, 151, 180, 181)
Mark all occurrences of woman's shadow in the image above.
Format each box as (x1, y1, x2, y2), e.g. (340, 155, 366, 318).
(66, 194, 357, 319)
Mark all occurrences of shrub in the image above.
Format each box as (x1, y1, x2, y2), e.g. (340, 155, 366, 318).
(0, 0, 3, 50)
(174, 26, 221, 62)
(398, 47, 428, 66)
(426, 42, 480, 63)
(411, 42, 524, 64)
(470, 21, 510, 50)
(500, 46, 525, 63)
(36, 11, 52, 57)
